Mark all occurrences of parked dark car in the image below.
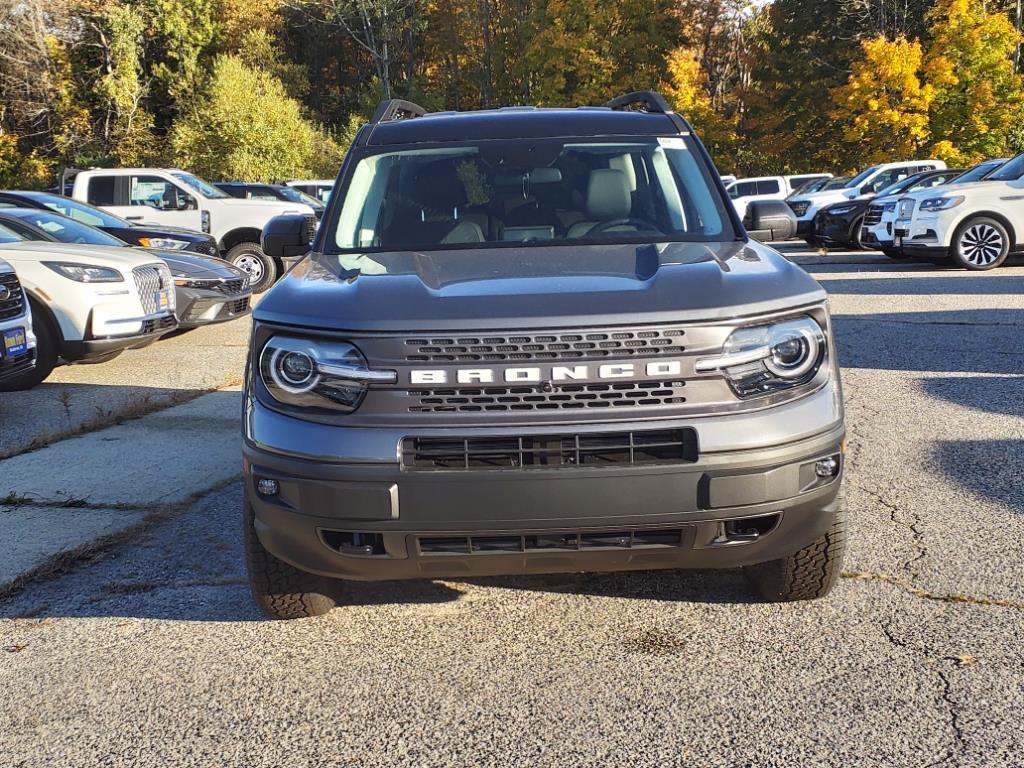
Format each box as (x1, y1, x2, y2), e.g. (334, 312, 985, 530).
(0, 190, 220, 257)
(0, 209, 251, 331)
(811, 169, 962, 249)
(214, 182, 325, 220)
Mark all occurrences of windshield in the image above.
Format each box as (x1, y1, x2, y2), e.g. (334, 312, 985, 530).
(984, 154, 1024, 182)
(8, 210, 128, 247)
(172, 172, 229, 199)
(823, 176, 851, 190)
(328, 138, 732, 254)
(874, 174, 926, 198)
(278, 186, 324, 208)
(846, 166, 880, 188)
(24, 192, 131, 228)
(0, 223, 26, 244)
(953, 160, 1006, 184)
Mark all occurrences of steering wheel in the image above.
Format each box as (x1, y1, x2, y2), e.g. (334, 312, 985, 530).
(587, 217, 663, 236)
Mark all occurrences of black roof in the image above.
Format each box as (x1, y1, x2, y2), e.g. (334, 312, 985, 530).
(365, 107, 682, 146)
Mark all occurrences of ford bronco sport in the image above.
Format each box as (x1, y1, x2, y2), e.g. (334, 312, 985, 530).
(247, 92, 847, 619)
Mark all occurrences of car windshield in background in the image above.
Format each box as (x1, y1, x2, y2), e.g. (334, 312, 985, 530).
(8, 210, 128, 247)
(822, 176, 851, 190)
(954, 160, 1006, 184)
(0, 223, 26, 244)
(846, 166, 880, 187)
(172, 172, 229, 199)
(23, 192, 131, 228)
(984, 154, 1024, 182)
(330, 138, 732, 253)
(278, 187, 323, 208)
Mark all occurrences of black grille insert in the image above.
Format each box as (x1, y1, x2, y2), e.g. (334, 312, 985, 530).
(418, 527, 688, 555)
(402, 428, 698, 471)
(863, 204, 883, 226)
(409, 380, 687, 413)
(0, 273, 25, 321)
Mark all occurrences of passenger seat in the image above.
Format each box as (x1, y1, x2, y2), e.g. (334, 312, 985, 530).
(567, 169, 635, 238)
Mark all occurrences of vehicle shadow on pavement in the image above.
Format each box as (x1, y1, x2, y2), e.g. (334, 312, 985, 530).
(932, 439, 1024, 511)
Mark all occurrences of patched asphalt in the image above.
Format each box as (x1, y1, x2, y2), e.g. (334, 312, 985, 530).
(1, 247, 1023, 767)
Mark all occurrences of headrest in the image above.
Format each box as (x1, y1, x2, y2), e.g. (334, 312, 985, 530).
(586, 169, 632, 220)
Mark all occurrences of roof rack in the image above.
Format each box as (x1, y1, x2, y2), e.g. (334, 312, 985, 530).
(370, 98, 428, 124)
(605, 91, 672, 114)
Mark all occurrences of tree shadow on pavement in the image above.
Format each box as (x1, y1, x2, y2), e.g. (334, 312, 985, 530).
(920, 376, 1024, 418)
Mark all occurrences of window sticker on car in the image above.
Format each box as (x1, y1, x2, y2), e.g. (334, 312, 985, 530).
(658, 137, 689, 149)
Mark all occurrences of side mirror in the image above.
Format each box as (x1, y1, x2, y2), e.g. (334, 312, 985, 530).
(263, 214, 311, 260)
(744, 200, 797, 242)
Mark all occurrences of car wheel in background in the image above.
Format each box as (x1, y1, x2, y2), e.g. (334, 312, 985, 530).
(952, 217, 1010, 271)
(227, 242, 277, 293)
(850, 217, 866, 250)
(0, 298, 58, 391)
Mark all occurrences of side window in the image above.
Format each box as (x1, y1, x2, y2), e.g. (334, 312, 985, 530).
(87, 176, 117, 206)
(734, 181, 757, 197)
(757, 179, 781, 195)
(129, 175, 194, 211)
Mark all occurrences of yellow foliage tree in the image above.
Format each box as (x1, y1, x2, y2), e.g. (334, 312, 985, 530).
(829, 36, 933, 168)
(662, 47, 738, 171)
(924, 0, 1023, 166)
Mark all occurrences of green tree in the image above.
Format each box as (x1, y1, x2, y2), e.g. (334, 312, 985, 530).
(924, 0, 1024, 164)
(140, 0, 220, 110)
(169, 55, 316, 180)
(830, 36, 933, 167)
(662, 47, 738, 171)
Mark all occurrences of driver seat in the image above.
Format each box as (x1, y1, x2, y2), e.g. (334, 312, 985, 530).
(567, 169, 635, 238)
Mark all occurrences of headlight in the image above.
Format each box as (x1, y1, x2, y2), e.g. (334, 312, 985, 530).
(695, 316, 827, 398)
(138, 237, 190, 249)
(42, 262, 124, 283)
(882, 202, 897, 213)
(919, 196, 964, 212)
(258, 336, 396, 413)
(826, 204, 858, 216)
(172, 274, 221, 289)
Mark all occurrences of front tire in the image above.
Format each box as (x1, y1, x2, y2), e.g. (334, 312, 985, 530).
(952, 217, 1010, 270)
(0, 299, 59, 391)
(244, 500, 337, 619)
(744, 493, 847, 602)
(227, 242, 277, 293)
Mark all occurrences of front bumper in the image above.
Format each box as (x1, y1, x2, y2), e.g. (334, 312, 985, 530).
(0, 346, 36, 382)
(245, 409, 846, 581)
(176, 288, 252, 329)
(62, 314, 177, 361)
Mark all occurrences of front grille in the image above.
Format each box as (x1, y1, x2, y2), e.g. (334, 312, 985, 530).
(863, 204, 883, 226)
(401, 427, 698, 471)
(0, 272, 25, 321)
(140, 316, 176, 335)
(417, 527, 689, 555)
(227, 297, 250, 315)
(188, 241, 219, 257)
(132, 264, 171, 314)
(405, 328, 685, 363)
(216, 277, 248, 296)
(409, 380, 687, 413)
(304, 214, 318, 243)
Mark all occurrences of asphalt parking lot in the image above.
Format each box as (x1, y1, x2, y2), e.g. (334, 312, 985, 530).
(2, 245, 1024, 767)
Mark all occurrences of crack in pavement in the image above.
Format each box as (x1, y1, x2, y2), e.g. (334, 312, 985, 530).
(842, 571, 1024, 611)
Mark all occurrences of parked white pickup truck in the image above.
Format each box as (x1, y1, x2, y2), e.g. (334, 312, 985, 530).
(67, 168, 316, 292)
(726, 174, 831, 219)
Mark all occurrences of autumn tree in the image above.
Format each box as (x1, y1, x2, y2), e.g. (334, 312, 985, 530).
(830, 36, 933, 168)
(924, 0, 1024, 165)
(662, 47, 738, 170)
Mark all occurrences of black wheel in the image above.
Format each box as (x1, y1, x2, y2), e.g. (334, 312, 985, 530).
(882, 247, 908, 260)
(744, 490, 847, 602)
(227, 242, 277, 293)
(244, 500, 337, 619)
(0, 298, 59, 391)
(952, 217, 1010, 270)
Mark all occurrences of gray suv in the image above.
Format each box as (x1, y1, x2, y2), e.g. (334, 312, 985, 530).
(248, 92, 846, 619)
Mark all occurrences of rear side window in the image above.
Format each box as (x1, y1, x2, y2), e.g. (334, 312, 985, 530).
(756, 179, 780, 195)
(87, 176, 116, 206)
(732, 181, 757, 197)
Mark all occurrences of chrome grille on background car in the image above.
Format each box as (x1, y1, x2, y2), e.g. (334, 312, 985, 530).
(401, 427, 698, 470)
(405, 328, 686, 363)
(863, 205, 883, 226)
(0, 272, 25, 321)
(409, 380, 688, 413)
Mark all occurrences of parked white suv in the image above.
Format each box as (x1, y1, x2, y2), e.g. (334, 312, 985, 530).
(788, 160, 946, 239)
(68, 168, 317, 292)
(0, 257, 36, 385)
(0, 225, 176, 390)
(726, 174, 831, 219)
(893, 153, 1024, 269)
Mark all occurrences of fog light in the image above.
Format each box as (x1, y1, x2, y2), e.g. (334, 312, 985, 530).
(256, 478, 279, 497)
(815, 457, 839, 478)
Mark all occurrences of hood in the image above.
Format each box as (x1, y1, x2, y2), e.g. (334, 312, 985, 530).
(792, 189, 852, 204)
(156, 250, 245, 279)
(255, 241, 826, 332)
(0, 241, 165, 269)
(900, 179, 1001, 201)
(127, 224, 215, 242)
(215, 198, 316, 216)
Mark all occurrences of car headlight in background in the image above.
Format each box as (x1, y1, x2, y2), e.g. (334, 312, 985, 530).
(171, 273, 221, 289)
(882, 202, 897, 213)
(259, 336, 396, 413)
(138, 237, 190, 249)
(695, 316, 827, 398)
(825, 204, 858, 216)
(42, 262, 124, 283)
(919, 196, 965, 212)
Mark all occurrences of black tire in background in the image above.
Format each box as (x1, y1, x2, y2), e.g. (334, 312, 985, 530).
(0, 297, 59, 391)
(244, 500, 337, 619)
(850, 217, 866, 250)
(744, 488, 847, 602)
(951, 216, 1010, 271)
(227, 242, 277, 293)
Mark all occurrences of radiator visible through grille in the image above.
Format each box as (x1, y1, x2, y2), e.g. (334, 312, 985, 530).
(401, 428, 698, 471)
(0, 272, 25, 321)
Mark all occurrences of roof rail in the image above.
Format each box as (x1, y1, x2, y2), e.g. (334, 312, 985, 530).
(605, 91, 672, 114)
(370, 99, 428, 124)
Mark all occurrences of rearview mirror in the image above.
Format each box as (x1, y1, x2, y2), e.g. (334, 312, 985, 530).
(263, 214, 312, 260)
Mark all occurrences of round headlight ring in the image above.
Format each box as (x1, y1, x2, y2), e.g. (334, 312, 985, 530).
(268, 347, 321, 393)
(764, 327, 820, 379)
